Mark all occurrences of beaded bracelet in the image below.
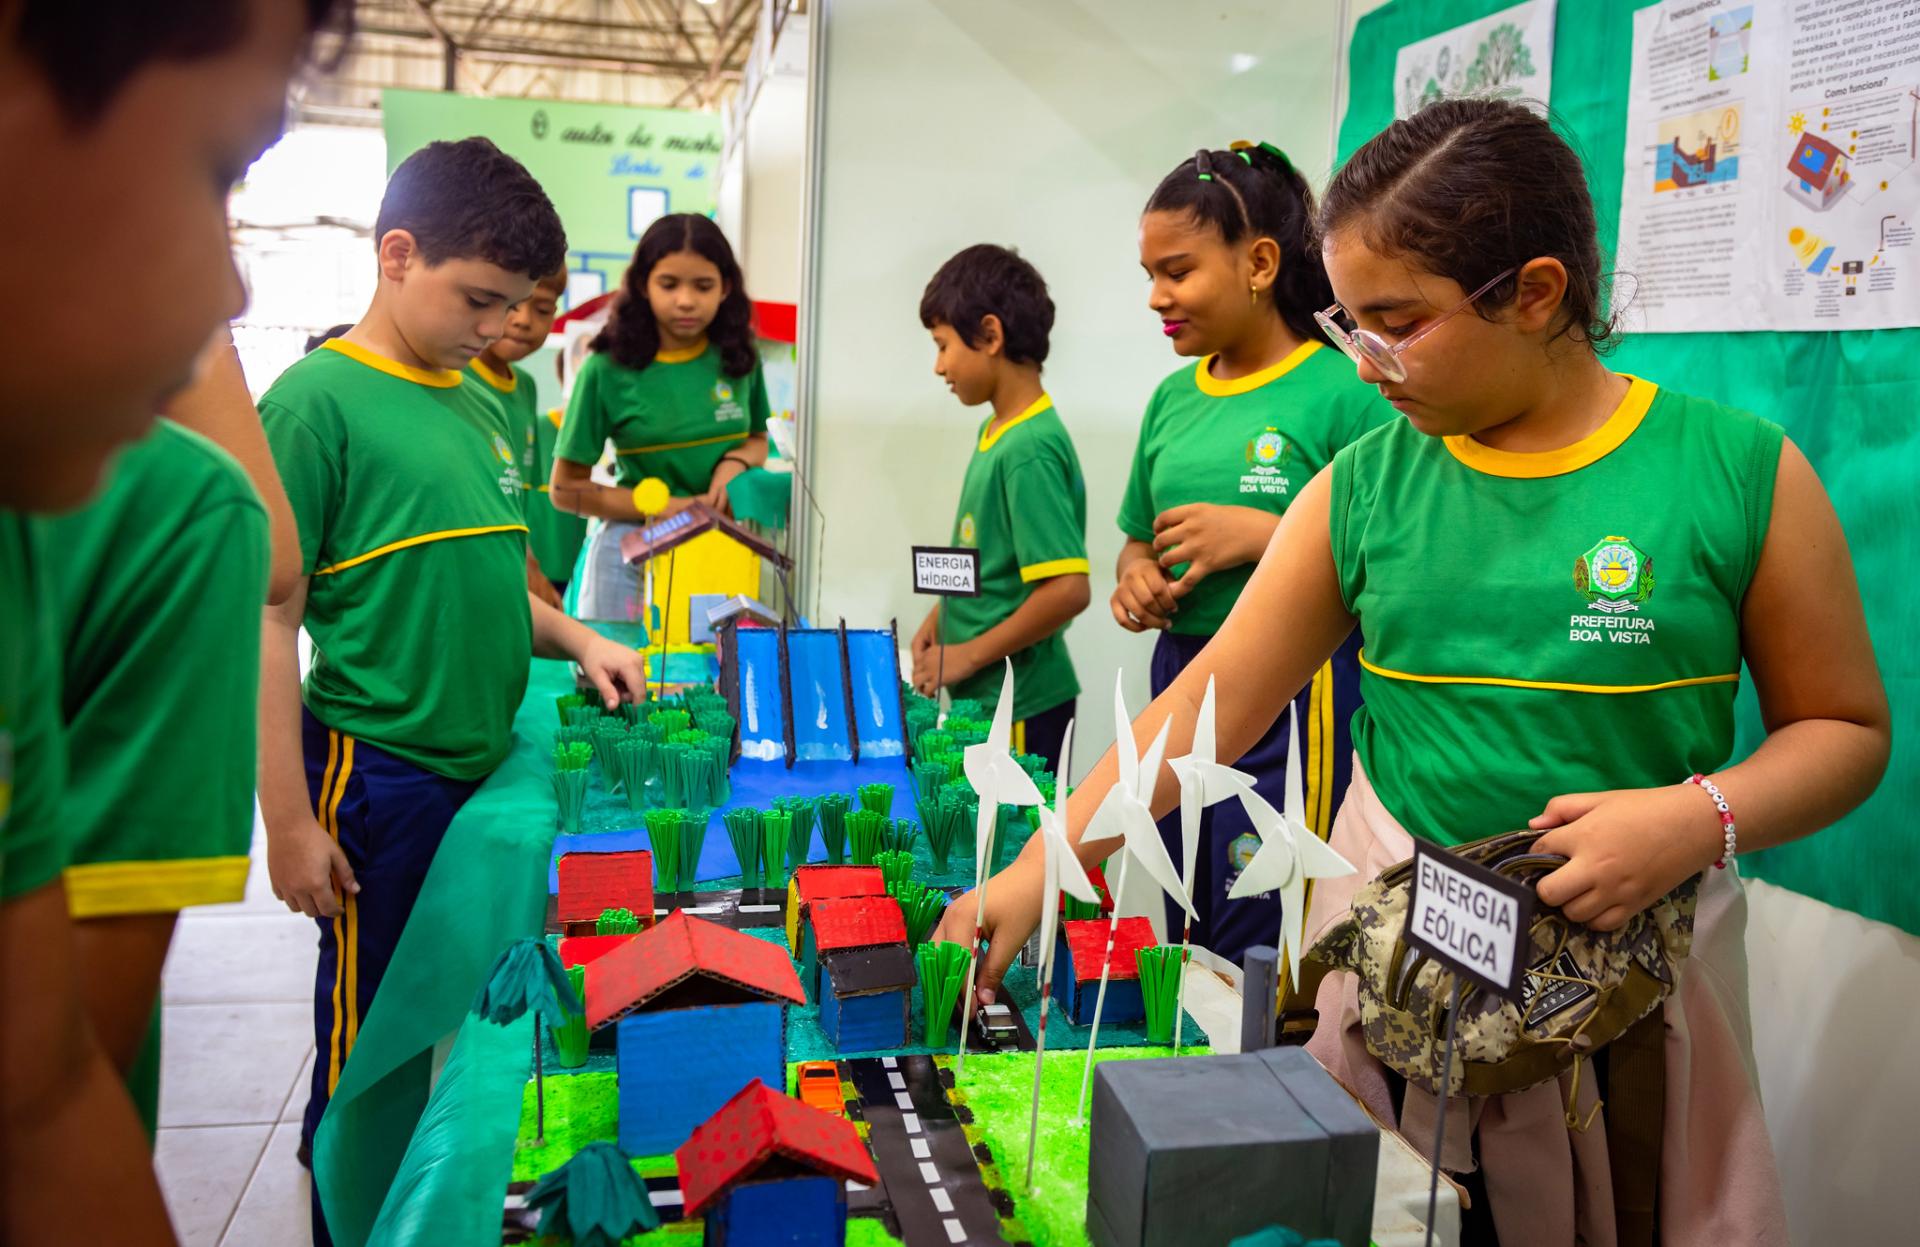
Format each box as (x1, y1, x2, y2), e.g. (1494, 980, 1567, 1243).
(1687, 774, 1737, 869)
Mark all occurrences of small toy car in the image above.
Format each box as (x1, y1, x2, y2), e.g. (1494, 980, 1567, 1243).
(796, 1060, 844, 1115)
(975, 1002, 1018, 1044)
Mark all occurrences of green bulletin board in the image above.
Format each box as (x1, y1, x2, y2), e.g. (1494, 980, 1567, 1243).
(380, 89, 722, 305)
(1341, 1, 1919, 936)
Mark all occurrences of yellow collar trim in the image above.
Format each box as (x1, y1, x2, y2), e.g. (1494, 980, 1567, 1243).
(322, 337, 462, 388)
(977, 393, 1054, 453)
(1358, 648, 1738, 696)
(1444, 375, 1656, 479)
(468, 358, 517, 393)
(654, 340, 708, 364)
(1193, 339, 1321, 398)
(548, 408, 565, 430)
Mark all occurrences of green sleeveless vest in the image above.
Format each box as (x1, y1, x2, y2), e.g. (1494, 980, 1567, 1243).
(1329, 377, 1782, 846)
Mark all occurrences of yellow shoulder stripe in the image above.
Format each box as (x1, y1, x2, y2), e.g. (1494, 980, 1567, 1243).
(1357, 649, 1738, 696)
(313, 524, 530, 576)
(1018, 557, 1091, 583)
(64, 856, 251, 918)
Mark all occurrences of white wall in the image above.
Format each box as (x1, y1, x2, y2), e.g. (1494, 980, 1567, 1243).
(720, 14, 809, 305)
(800, 0, 1349, 774)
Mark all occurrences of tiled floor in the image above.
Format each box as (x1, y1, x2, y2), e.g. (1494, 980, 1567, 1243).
(155, 819, 318, 1246)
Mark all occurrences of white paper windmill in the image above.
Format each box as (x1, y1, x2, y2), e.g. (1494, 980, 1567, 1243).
(955, 660, 1045, 1075)
(1164, 675, 1252, 1053)
(1074, 673, 1194, 1123)
(1225, 703, 1356, 993)
(1023, 722, 1096, 1189)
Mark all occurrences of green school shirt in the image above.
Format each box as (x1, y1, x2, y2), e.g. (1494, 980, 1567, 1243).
(1330, 377, 1782, 847)
(262, 338, 534, 781)
(942, 395, 1088, 719)
(42, 421, 268, 916)
(1117, 341, 1392, 635)
(0, 511, 67, 901)
(555, 343, 770, 494)
(471, 359, 589, 583)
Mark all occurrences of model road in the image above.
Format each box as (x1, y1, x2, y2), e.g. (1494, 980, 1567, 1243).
(846, 1055, 1007, 1245)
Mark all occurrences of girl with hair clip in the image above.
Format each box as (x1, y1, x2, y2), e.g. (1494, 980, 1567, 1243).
(550, 213, 770, 620)
(1115, 140, 1394, 965)
(939, 99, 1886, 1244)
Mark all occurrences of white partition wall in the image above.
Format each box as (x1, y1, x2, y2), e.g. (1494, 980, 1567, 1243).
(797, 0, 1352, 771)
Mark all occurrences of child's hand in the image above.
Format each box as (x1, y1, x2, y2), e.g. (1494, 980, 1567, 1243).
(932, 854, 1046, 1007)
(576, 633, 648, 709)
(1111, 555, 1177, 631)
(911, 609, 939, 658)
(267, 813, 358, 920)
(909, 639, 982, 696)
(702, 459, 747, 516)
(1529, 784, 1727, 930)
(1152, 503, 1275, 596)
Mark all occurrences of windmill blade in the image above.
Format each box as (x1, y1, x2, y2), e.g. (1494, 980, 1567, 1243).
(1296, 828, 1357, 880)
(1278, 875, 1309, 994)
(1120, 806, 1195, 919)
(989, 660, 1017, 750)
(1110, 672, 1139, 795)
(1282, 703, 1306, 830)
(1190, 675, 1218, 764)
(1080, 784, 1129, 851)
(1166, 757, 1205, 895)
(1135, 717, 1171, 798)
(1225, 824, 1297, 900)
(1043, 813, 1100, 904)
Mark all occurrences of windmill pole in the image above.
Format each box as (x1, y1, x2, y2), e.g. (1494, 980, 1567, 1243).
(533, 1027, 547, 1145)
(1073, 851, 1131, 1124)
(1024, 919, 1056, 1190)
(1171, 908, 1193, 1056)
(954, 807, 995, 1077)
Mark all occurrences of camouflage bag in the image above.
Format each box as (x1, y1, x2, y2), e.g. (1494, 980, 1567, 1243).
(1285, 829, 1698, 1107)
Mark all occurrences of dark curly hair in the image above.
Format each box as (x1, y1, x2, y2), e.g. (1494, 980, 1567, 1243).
(17, 0, 352, 124)
(375, 138, 568, 279)
(1319, 98, 1616, 350)
(591, 214, 757, 378)
(1145, 143, 1333, 345)
(918, 244, 1054, 367)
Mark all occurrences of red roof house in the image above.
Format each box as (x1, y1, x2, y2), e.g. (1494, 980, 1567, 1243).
(676, 1078, 877, 1225)
(558, 933, 638, 969)
(809, 895, 907, 954)
(1053, 916, 1159, 1026)
(784, 864, 886, 948)
(556, 849, 655, 937)
(586, 909, 804, 1032)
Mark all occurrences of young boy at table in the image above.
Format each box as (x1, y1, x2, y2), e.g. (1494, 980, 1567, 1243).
(256, 139, 647, 1223)
(1, 1, 348, 1239)
(910, 244, 1090, 769)
(469, 264, 588, 605)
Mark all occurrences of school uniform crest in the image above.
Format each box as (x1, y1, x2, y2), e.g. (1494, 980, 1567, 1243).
(958, 512, 977, 545)
(1574, 536, 1654, 614)
(1246, 428, 1290, 467)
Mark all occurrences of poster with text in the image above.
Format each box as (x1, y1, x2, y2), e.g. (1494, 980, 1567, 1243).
(1617, 0, 1920, 332)
(1394, 1, 1557, 120)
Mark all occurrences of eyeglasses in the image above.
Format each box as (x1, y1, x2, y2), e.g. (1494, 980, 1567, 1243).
(1314, 268, 1516, 384)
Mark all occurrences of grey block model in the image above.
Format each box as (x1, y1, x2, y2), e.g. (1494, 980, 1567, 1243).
(1087, 1051, 1377, 1247)
(1241, 946, 1280, 1053)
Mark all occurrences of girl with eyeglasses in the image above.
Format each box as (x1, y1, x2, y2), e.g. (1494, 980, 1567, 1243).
(938, 99, 1885, 1242)
(1111, 141, 1395, 966)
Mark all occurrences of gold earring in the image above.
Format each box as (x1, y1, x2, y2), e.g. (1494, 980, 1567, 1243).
(1250, 283, 1260, 305)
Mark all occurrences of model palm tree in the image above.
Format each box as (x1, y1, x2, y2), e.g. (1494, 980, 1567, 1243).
(525, 1141, 658, 1247)
(471, 936, 581, 1143)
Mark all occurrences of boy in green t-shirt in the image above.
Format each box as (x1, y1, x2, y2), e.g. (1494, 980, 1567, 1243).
(469, 265, 588, 604)
(1, 2, 347, 1238)
(257, 140, 646, 1215)
(909, 245, 1089, 768)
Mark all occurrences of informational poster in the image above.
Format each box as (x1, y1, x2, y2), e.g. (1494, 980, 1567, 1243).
(381, 90, 722, 310)
(1617, 0, 1920, 332)
(1393, 1, 1556, 119)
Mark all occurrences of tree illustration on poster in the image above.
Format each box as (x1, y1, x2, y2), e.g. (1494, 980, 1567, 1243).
(380, 89, 722, 306)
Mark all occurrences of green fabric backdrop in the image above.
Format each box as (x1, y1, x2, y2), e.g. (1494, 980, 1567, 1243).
(1341, 0, 1918, 935)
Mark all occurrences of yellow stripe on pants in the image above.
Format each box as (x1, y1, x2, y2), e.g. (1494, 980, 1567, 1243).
(324, 734, 356, 1094)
